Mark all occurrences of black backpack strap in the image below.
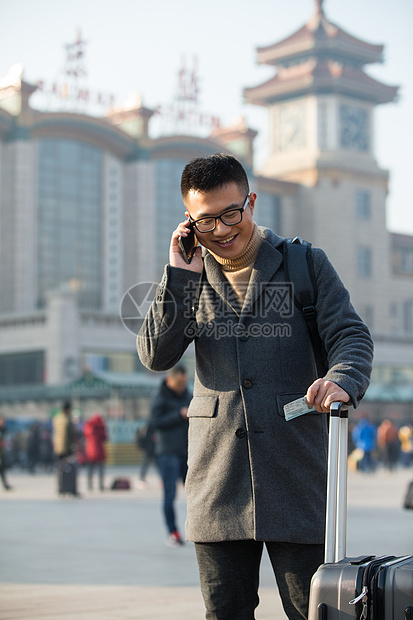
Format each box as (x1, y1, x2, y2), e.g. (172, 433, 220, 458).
(283, 237, 328, 377)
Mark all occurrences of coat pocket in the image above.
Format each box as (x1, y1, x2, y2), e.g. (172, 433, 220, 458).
(276, 393, 319, 418)
(187, 395, 218, 418)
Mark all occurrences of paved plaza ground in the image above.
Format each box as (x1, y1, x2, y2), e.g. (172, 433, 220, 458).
(1, 465, 412, 619)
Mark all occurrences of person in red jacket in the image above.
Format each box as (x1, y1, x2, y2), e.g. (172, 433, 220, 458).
(84, 414, 107, 491)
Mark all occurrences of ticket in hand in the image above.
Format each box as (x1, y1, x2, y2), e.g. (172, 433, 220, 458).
(283, 396, 317, 421)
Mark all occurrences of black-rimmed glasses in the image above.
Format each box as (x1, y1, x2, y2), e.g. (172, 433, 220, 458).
(189, 194, 250, 233)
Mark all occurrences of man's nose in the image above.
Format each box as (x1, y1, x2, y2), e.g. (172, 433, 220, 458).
(213, 218, 232, 234)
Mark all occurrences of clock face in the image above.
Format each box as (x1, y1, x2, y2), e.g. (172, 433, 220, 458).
(340, 105, 369, 151)
(278, 103, 306, 151)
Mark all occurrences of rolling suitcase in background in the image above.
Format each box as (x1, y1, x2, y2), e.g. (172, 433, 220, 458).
(308, 402, 413, 620)
(404, 481, 413, 510)
(111, 477, 131, 490)
(59, 457, 78, 496)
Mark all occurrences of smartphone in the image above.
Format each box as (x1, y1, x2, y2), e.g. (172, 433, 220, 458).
(178, 222, 197, 264)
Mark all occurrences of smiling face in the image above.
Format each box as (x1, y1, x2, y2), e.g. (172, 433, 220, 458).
(184, 183, 257, 260)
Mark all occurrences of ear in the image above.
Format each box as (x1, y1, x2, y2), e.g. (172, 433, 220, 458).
(249, 192, 257, 215)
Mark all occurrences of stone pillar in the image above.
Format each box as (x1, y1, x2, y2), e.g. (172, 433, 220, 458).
(45, 288, 80, 385)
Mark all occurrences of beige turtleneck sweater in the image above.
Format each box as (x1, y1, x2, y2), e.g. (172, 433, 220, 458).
(210, 224, 263, 305)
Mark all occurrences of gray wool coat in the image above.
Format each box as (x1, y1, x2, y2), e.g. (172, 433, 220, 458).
(137, 228, 374, 544)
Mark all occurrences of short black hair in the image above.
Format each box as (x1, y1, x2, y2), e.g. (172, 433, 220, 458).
(181, 153, 249, 201)
(168, 364, 187, 377)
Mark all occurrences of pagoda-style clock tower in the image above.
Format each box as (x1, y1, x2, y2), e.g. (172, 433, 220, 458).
(244, 0, 398, 182)
(244, 0, 400, 337)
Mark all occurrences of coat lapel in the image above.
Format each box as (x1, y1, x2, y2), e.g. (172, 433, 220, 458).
(241, 239, 283, 319)
(203, 252, 242, 316)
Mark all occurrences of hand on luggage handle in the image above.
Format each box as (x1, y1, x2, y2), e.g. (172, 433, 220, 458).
(325, 402, 349, 564)
(330, 401, 349, 415)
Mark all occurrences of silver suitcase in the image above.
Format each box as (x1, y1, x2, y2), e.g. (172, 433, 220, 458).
(308, 402, 413, 619)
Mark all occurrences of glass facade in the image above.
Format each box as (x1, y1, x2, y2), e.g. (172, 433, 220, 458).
(82, 350, 139, 373)
(155, 158, 188, 275)
(371, 364, 413, 386)
(37, 138, 103, 309)
(0, 351, 44, 385)
(255, 192, 281, 233)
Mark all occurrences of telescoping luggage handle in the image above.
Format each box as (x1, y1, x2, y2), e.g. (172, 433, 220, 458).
(325, 401, 349, 564)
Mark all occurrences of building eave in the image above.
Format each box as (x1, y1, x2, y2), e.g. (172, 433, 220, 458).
(391, 232, 413, 247)
(254, 174, 299, 195)
(257, 14, 384, 67)
(244, 63, 399, 106)
(30, 111, 137, 159)
(149, 134, 225, 159)
(0, 107, 15, 138)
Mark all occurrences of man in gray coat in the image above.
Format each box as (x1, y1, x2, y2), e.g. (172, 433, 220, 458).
(137, 154, 373, 619)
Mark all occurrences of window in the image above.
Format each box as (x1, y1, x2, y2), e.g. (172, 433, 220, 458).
(357, 246, 372, 277)
(389, 303, 398, 318)
(82, 351, 136, 373)
(362, 305, 374, 329)
(340, 105, 369, 151)
(404, 300, 413, 334)
(399, 248, 413, 274)
(318, 101, 327, 150)
(254, 192, 281, 233)
(0, 351, 44, 386)
(356, 190, 371, 220)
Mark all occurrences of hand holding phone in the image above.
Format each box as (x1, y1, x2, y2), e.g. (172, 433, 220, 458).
(178, 221, 198, 264)
(171, 219, 202, 272)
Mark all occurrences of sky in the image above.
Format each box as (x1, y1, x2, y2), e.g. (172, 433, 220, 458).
(1, 0, 412, 233)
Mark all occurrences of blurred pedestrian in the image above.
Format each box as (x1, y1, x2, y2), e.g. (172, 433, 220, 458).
(52, 401, 79, 496)
(11, 430, 24, 468)
(39, 424, 54, 472)
(377, 418, 400, 471)
(150, 365, 190, 547)
(26, 422, 41, 474)
(72, 409, 86, 466)
(398, 424, 413, 468)
(352, 416, 377, 473)
(135, 421, 157, 489)
(84, 413, 107, 491)
(18, 427, 29, 469)
(0, 417, 12, 490)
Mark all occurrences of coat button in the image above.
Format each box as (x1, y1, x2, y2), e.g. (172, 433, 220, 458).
(243, 379, 252, 389)
(239, 335, 248, 342)
(235, 428, 246, 438)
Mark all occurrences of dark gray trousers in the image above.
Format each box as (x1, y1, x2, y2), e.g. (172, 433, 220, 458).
(195, 540, 324, 620)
